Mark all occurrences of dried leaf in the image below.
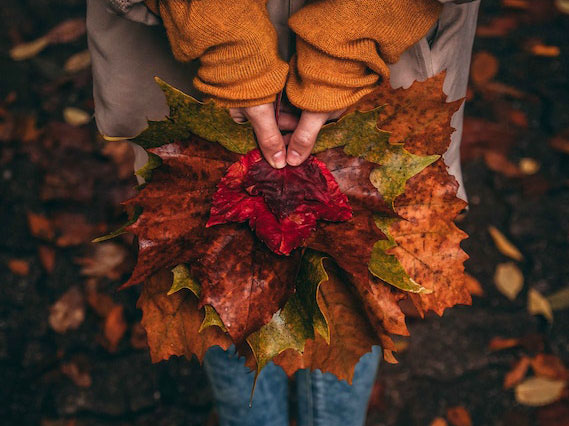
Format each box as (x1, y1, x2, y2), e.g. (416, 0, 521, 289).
(494, 262, 524, 300)
(38, 246, 56, 273)
(531, 354, 569, 381)
(63, 107, 91, 127)
(519, 158, 540, 175)
(488, 226, 524, 261)
(515, 377, 566, 406)
(471, 51, 499, 86)
(49, 286, 85, 334)
(64, 50, 91, 73)
(76, 242, 130, 280)
(103, 305, 127, 352)
(547, 287, 569, 311)
(8, 259, 30, 276)
(9, 37, 49, 61)
(504, 357, 531, 389)
(464, 273, 485, 296)
(446, 406, 472, 426)
(528, 288, 554, 323)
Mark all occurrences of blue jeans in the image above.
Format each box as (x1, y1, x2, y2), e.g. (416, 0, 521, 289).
(203, 345, 381, 426)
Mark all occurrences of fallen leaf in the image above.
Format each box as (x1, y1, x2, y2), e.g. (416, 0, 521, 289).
(9, 18, 86, 61)
(8, 259, 30, 276)
(502, 0, 529, 9)
(476, 16, 519, 37)
(504, 357, 531, 389)
(27, 212, 55, 241)
(61, 361, 92, 388)
(63, 107, 91, 127)
(529, 44, 561, 57)
(76, 242, 130, 280)
(515, 377, 566, 406)
(550, 132, 569, 154)
(547, 287, 569, 311)
(519, 158, 540, 175)
(483, 151, 522, 177)
(471, 51, 499, 86)
(446, 406, 472, 426)
(430, 418, 449, 426)
(494, 262, 524, 300)
(489, 336, 521, 351)
(528, 288, 554, 323)
(488, 226, 524, 261)
(103, 305, 127, 352)
(64, 50, 91, 73)
(531, 354, 569, 381)
(49, 286, 85, 334)
(464, 273, 485, 296)
(38, 246, 56, 273)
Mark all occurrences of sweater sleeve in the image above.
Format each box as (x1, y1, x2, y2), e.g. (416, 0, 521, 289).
(149, 0, 289, 107)
(286, 0, 443, 112)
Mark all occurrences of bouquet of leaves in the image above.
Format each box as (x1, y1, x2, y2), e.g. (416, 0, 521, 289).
(100, 71, 471, 383)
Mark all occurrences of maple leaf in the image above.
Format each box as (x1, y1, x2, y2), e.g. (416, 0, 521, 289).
(207, 149, 352, 255)
(115, 71, 471, 377)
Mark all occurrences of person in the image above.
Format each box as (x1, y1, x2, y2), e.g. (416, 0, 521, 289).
(86, 1, 480, 424)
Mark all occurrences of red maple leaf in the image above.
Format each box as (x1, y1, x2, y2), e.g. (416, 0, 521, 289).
(206, 149, 352, 255)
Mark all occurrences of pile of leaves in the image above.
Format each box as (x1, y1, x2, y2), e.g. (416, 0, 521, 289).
(104, 72, 472, 383)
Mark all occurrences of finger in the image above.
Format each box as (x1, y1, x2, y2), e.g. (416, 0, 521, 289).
(229, 108, 248, 124)
(277, 111, 300, 131)
(245, 104, 287, 169)
(286, 111, 329, 166)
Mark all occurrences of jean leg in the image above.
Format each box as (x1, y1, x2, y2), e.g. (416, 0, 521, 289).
(296, 346, 381, 426)
(203, 346, 289, 426)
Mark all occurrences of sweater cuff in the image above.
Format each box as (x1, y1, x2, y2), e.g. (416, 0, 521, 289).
(286, 0, 442, 112)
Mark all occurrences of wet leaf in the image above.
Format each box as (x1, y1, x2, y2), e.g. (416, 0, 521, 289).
(446, 406, 472, 426)
(528, 288, 554, 323)
(515, 377, 566, 406)
(207, 149, 352, 255)
(494, 262, 524, 300)
(504, 357, 531, 389)
(488, 226, 524, 261)
(49, 286, 85, 334)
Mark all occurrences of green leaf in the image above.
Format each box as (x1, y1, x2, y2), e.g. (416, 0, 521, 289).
(369, 217, 432, 294)
(314, 108, 439, 206)
(168, 264, 227, 333)
(92, 206, 142, 243)
(246, 250, 330, 373)
(132, 78, 256, 154)
(135, 152, 162, 182)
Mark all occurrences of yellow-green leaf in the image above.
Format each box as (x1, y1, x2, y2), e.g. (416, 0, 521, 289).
(132, 78, 256, 154)
(246, 250, 330, 373)
(369, 217, 432, 294)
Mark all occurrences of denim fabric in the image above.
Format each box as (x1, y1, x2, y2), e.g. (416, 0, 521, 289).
(204, 345, 381, 426)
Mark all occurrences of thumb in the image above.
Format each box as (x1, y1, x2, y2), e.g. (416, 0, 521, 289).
(286, 111, 329, 166)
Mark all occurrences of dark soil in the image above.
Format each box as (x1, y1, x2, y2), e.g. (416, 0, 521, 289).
(1, 1, 568, 425)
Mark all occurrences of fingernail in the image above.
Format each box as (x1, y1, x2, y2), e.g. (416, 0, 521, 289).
(287, 150, 302, 166)
(272, 151, 286, 168)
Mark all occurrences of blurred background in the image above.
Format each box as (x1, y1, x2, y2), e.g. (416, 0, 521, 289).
(1, 0, 569, 425)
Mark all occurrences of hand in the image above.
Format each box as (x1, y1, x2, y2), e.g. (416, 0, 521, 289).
(285, 109, 344, 166)
(229, 103, 290, 169)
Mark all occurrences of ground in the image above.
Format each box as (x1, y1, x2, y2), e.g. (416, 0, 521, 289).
(1, 1, 568, 425)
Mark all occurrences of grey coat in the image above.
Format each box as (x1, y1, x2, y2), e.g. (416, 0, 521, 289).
(86, 0, 480, 199)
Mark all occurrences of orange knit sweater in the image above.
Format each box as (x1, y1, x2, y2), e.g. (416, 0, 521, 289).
(146, 0, 442, 111)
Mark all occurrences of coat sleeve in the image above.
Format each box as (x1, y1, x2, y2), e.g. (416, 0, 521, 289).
(144, 0, 289, 108)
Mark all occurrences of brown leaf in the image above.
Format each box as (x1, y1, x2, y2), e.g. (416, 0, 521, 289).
(103, 305, 127, 353)
(464, 273, 484, 296)
(76, 242, 130, 280)
(38, 246, 56, 274)
(471, 51, 499, 86)
(49, 286, 85, 334)
(138, 269, 232, 363)
(45, 18, 86, 44)
(488, 226, 524, 261)
(476, 16, 520, 37)
(531, 354, 569, 381)
(8, 259, 30, 276)
(494, 262, 524, 300)
(61, 361, 92, 388)
(446, 406, 472, 426)
(505, 357, 531, 389)
(27, 212, 55, 241)
(273, 264, 380, 384)
(515, 377, 567, 406)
